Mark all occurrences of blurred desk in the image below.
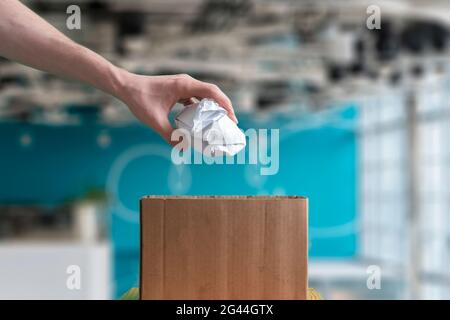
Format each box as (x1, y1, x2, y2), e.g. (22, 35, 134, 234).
(309, 260, 404, 299)
(0, 241, 111, 299)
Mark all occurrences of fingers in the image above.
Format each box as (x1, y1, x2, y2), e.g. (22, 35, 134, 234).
(156, 117, 175, 145)
(197, 83, 238, 123)
(178, 97, 197, 106)
(177, 75, 238, 123)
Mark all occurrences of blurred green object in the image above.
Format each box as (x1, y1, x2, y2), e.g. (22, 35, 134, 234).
(119, 287, 322, 300)
(120, 287, 139, 300)
(307, 288, 322, 300)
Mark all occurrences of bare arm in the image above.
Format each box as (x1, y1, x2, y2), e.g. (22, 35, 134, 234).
(0, 0, 237, 142)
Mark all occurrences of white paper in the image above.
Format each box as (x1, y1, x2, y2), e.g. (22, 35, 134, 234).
(175, 99, 246, 156)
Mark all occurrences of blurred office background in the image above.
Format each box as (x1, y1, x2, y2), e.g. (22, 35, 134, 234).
(1, 0, 450, 299)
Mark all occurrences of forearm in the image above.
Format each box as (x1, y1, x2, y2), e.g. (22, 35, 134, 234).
(0, 0, 236, 142)
(0, 0, 125, 97)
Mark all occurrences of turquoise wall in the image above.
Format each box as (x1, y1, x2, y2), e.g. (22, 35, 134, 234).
(0, 106, 357, 297)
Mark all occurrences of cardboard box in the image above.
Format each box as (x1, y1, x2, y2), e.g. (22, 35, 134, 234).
(140, 196, 308, 300)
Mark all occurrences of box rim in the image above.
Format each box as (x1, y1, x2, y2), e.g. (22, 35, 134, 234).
(141, 195, 307, 200)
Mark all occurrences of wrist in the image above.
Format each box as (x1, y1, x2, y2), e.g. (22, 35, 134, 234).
(107, 66, 133, 102)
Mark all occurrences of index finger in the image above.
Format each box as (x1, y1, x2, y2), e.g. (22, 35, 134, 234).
(189, 81, 238, 123)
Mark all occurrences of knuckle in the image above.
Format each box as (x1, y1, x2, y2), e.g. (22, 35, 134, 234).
(178, 73, 191, 80)
(207, 83, 220, 93)
(173, 74, 191, 91)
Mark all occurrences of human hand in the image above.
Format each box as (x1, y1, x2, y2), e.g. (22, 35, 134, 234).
(116, 72, 237, 143)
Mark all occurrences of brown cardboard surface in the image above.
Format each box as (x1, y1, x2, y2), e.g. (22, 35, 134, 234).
(140, 196, 308, 300)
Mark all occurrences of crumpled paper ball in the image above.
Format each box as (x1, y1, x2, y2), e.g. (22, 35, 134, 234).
(175, 98, 246, 157)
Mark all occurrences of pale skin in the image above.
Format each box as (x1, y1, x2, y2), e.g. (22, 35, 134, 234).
(0, 0, 237, 143)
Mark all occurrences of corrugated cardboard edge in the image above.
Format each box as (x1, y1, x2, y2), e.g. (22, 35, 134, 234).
(141, 195, 306, 200)
(305, 197, 309, 298)
(139, 195, 308, 300)
(139, 198, 143, 300)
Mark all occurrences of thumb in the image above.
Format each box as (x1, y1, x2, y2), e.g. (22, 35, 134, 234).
(156, 117, 175, 145)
